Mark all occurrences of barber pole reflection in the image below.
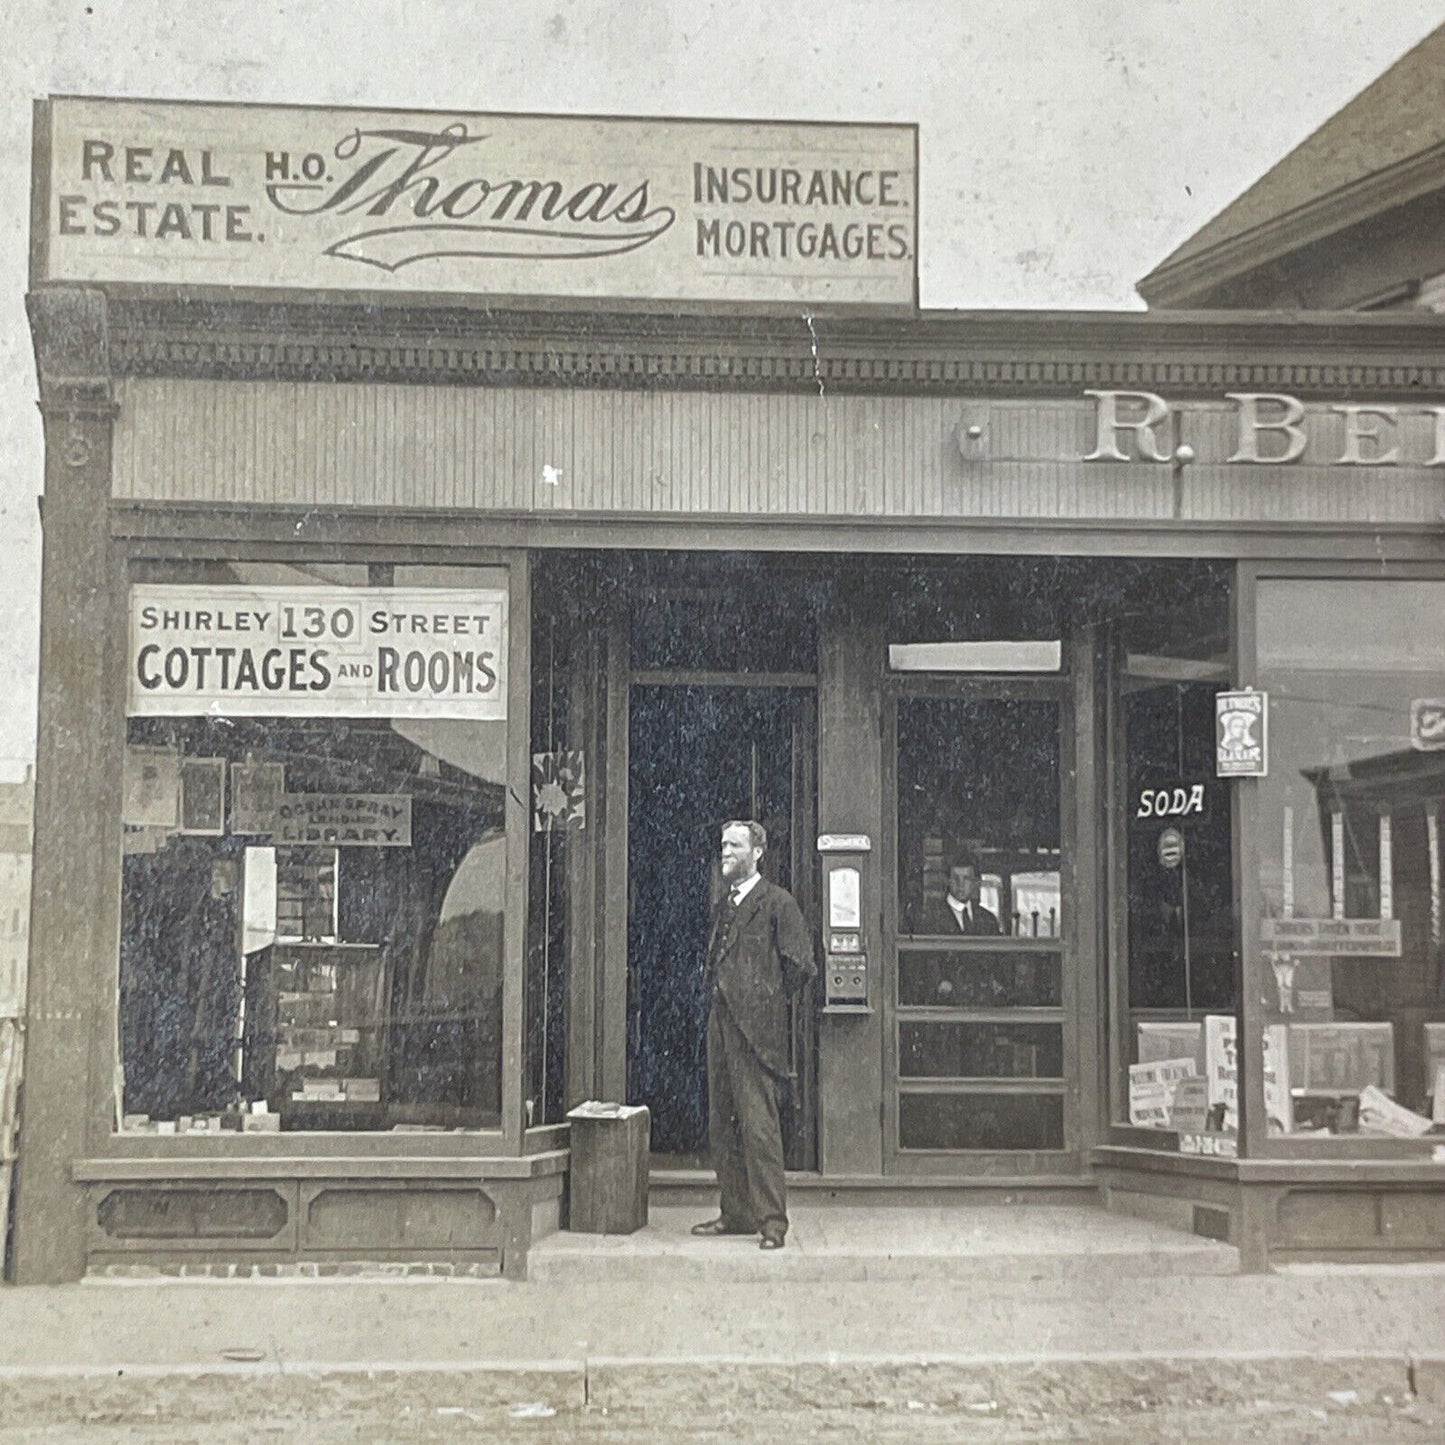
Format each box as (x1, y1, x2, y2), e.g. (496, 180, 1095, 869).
(1379, 813, 1394, 920)
(1282, 805, 1295, 918)
(1331, 811, 1346, 919)
(1429, 810, 1442, 948)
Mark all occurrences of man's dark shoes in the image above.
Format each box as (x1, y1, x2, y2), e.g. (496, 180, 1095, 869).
(691, 1217, 752, 1237)
(759, 1233, 785, 1250)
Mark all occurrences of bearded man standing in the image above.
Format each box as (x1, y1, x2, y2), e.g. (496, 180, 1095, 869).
(691, 819, 814, 1251)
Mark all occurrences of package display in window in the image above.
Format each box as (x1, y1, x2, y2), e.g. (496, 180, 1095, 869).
(116, 565, 510, 1135)
(1253, 579, 1445, 1141)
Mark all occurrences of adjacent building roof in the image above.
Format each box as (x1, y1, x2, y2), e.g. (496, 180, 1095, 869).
(1139, 25, 1445, 308)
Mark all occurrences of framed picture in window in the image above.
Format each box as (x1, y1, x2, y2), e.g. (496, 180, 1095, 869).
(122, 745, 180, 829)
(179, 757, 226, 836)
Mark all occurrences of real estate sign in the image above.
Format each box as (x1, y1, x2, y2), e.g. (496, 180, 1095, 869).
(36, 98, 918, 308)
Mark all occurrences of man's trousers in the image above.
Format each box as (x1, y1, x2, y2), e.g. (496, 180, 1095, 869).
(706, 997, 788, 1239)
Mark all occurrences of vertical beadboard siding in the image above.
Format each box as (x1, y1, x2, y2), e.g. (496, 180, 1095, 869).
(1183, 404, 1445, 525)
(112, 379, 1445, 527)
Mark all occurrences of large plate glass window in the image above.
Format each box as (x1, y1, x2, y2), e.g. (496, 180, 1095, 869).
(118, 561, 510, 1134)
(1253, 578, 1445, 1147)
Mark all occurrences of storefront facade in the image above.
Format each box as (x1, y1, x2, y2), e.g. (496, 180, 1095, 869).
(12, 99, 1445, 1282)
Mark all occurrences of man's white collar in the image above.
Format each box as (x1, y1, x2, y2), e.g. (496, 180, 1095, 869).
(731, 871, 763, 902)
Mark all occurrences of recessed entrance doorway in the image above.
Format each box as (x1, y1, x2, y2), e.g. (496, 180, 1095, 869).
(627, 683, 818, 1169)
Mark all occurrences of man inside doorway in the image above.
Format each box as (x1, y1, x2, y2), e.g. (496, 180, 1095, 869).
(922, 852, 1003, 936)
(692, 819, 813, 1250)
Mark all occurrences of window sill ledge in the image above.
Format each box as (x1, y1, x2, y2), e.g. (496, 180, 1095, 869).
(72, 1150, 568, 1183)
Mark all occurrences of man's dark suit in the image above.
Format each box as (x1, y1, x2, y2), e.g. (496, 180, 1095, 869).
(917, 895, 1003, 936)
(705, 876, 814, 1239)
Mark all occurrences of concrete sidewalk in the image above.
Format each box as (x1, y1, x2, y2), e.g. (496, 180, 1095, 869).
(2, 1204, 1443, 1426)
(528, 1202, 1238, 1281)
(2, 1269, 1444, 1423)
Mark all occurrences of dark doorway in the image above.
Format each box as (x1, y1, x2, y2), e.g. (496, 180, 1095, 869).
(1124, 679, 1236, 1015)
(628, 684, 817, 1166)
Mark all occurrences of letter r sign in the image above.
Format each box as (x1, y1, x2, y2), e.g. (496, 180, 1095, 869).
(1083, 390, 1172, 462)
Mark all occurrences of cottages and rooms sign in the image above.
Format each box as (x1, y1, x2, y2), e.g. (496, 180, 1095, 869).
(34, 98, 917, 308)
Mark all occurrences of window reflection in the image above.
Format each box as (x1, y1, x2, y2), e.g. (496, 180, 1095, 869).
(118, 563, 509, 1135)
(1255, 579, 1445, 1140)
(897, 698, 1062, 938)
(1112, 563, 1236, 1136)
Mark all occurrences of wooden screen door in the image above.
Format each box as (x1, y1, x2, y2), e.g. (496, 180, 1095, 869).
(882, 680, 1077, 1175)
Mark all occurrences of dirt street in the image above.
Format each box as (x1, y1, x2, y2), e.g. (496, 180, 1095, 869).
(1, 1395, 1441, 1443)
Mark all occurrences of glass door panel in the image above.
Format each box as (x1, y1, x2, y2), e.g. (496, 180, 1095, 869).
(888, 693, 1070, 1168)
(1116, 677, 1235, 1135)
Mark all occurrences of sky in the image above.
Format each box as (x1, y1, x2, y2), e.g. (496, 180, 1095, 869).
(1, 0, 1443, 777)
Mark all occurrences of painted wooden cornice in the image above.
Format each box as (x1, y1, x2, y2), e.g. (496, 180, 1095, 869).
(31, 288, 1445, 400)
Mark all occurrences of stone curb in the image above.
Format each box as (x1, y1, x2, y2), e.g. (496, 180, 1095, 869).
(586, 1351, 1419, 1412)
(0, 1351, 1440, 1425)
(0, 1361, 586, 1426)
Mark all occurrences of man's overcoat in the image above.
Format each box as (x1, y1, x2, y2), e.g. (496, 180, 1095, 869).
(708, 877, 814, 1076)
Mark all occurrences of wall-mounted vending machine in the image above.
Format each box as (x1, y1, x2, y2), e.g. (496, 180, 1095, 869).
(817, 834, 872, 1013)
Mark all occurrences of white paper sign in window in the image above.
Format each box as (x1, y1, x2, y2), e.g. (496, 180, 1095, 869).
(128, 584, 507, 720)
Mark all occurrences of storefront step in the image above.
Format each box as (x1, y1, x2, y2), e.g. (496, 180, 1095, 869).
(530, 1203, 1239, 1282)
(646, 1170, 1102, 1211)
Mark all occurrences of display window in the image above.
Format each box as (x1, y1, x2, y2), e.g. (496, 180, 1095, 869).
(116, 560, 512, 1135)
(1252, 577, 1445, 1147)
(1109, 564, 1236, 1144)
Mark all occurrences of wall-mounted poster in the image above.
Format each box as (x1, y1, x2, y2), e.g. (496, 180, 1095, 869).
(1216, 689, 1267, 777)
(1410, 699, 1445, 751)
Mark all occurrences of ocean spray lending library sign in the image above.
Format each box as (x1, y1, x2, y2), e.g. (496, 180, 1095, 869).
(36, 98, 917, 307)
(128, 585, 507, 720)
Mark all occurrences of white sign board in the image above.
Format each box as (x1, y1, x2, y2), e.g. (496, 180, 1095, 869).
(128, 585, 507, 719)
(1358, 1084, 1432, 1139)
(37, 98, 917, 309)
(1204, 1013, 1238, 1133)
(1169, 1076, 1210, 1134)
(1261, 917, 1403, 957)
(263, 794, 411, 846)
(1127, 1057, 1198, 1129)
(1179, 1132, 1237, 1157)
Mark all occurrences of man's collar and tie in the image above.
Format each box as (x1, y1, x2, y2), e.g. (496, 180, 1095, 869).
(730, 871, 763, 908)
(711, 869, 763, 964)
(946, 892, 975, 931)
